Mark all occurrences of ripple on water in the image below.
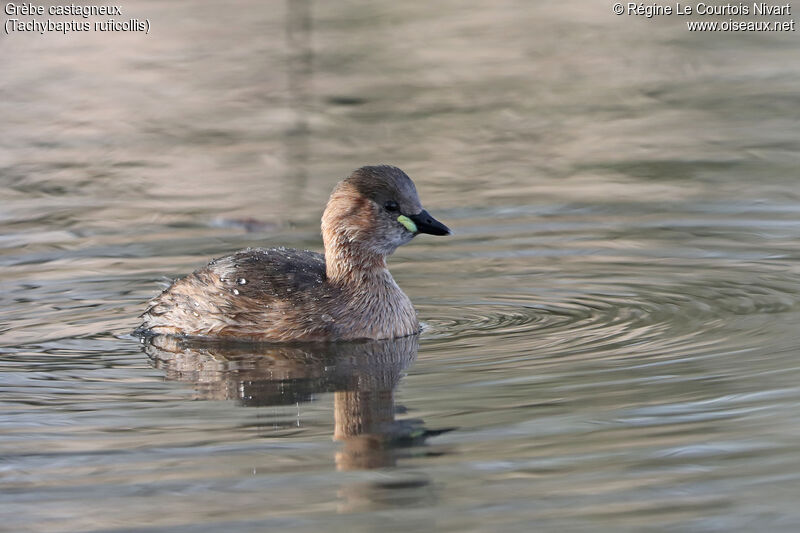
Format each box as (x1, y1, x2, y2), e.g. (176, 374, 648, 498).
(419, 264, 799, 362)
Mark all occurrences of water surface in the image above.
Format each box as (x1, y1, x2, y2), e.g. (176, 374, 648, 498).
(2, 1, 800, 531)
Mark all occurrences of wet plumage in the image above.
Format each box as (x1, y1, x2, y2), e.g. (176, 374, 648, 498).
(137, 165, 450, 342)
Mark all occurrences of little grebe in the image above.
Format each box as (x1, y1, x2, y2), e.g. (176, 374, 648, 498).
(137, 165, 450, 341)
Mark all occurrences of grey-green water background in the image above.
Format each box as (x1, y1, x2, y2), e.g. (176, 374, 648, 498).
(3, 1, 800, 531)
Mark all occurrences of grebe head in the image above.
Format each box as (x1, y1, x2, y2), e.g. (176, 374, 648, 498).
(321, 165, 450, 263)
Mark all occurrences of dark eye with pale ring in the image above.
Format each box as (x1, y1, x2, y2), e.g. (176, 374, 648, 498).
(384, 200, 400, 212)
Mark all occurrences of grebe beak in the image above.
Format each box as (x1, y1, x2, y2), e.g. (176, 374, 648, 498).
(407, 209, 451, 236)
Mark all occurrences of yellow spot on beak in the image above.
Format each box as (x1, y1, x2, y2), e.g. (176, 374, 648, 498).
(397, 215, 417, 233)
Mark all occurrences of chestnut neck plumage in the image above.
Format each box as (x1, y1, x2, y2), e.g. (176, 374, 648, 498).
(321, 217, 419, 339)
(322, 227, 390, 287)
(321, 187, 392, 287)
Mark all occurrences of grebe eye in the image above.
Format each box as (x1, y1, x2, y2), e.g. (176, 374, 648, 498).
(384, 200, 399, 212)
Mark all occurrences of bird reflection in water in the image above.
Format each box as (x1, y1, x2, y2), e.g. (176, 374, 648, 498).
(142, 334, 450, 475)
